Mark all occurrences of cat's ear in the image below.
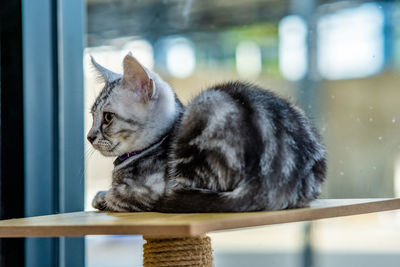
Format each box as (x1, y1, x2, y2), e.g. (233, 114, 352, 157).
(122, 53, 155, 102)
(90, 56, 121, 84)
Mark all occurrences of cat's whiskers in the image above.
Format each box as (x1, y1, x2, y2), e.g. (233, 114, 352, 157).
(78, 146, 96, 178)
(85, 146, 96, 160)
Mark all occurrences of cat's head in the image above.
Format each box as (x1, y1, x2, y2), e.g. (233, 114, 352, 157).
(87, 53, 178, 157)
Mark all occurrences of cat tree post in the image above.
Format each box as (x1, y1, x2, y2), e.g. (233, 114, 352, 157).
(143, 235, 213, 267)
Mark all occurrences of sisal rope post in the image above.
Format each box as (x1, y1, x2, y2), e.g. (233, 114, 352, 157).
(143, 235, 213, 267)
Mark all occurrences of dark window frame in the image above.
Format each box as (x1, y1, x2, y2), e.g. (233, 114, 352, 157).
(0, 0, 25, 265)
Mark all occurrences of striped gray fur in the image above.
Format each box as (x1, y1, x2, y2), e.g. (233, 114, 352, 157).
(88, 54, 326, 213)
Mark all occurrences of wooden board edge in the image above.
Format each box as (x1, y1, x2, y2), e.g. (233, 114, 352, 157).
(0, 224, 194, 238)
(189, 198, 400, 236)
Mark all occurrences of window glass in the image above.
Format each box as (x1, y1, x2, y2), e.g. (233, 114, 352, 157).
(84, 1, 400, 267)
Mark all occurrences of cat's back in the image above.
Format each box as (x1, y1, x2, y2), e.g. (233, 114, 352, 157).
(176, 81, 268, 144)
(184, 81, 282, 119)
(174, 81, 296, 150)
(190, 81, 293, 119)
(181, 81, 295, 134)
(168, 82, 283, 191)
(167, 81, 325, 210)
(168, 82, 262, 191)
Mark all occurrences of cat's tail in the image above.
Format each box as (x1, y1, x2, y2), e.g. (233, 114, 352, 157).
(156, 188, 268, 213)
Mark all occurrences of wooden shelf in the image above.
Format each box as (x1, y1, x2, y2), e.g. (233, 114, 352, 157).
(0, 198, 399, 237)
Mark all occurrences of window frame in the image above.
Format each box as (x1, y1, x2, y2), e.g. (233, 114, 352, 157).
(23, 0, 85, 266)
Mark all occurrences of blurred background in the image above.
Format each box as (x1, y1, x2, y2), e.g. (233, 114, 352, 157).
(83, 0, 400, 266)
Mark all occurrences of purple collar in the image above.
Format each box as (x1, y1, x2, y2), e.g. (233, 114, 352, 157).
(117, 150, 142, 162)
(113, 135, 168, 166)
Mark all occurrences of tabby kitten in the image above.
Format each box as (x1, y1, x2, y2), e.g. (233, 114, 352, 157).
(87, 53, 326, 212)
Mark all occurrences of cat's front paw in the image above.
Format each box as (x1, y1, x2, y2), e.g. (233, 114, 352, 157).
(92, 191, 108, 210)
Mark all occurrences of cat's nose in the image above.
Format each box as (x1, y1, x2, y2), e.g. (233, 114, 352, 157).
(87, 134, 97, 144)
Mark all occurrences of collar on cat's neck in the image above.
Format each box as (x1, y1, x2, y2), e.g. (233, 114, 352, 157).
(113, 135, 168, 167)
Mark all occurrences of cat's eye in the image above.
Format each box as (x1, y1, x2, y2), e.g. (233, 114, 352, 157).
(103, 112, 114, 124)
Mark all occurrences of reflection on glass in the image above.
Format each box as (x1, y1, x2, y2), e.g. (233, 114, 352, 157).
(236, 40, 262, 78)
(318, 2, 384, 80)
(165, 36, 196, 78)
(279, 15, 307, 81)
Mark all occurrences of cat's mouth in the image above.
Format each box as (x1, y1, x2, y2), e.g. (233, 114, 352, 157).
(108, 142, 120, 153)
(95, 142, 120, 157)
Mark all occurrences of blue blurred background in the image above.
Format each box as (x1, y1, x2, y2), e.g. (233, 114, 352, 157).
(83, 1, 400, 267)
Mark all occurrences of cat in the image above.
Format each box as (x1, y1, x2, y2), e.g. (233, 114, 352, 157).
(87, 53, 326, 212)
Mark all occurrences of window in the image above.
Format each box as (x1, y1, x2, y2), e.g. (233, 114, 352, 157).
(84, 1, 400, 267)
